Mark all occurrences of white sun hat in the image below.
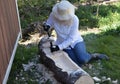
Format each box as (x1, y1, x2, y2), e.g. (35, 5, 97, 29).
(52, 0, 76, 21)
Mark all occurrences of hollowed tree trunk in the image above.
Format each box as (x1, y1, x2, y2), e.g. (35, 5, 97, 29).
(38, 36, 94, 84)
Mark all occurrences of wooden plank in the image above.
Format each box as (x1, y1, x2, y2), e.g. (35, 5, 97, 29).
(0, 23, 6, 84)
(0, 0, 20, 83)
(11, 0, 20, 44)
(0, 44, 4, 83)
(2, 0, 20, 61)
(6, 0, 20, 60)
(8, 0, 16, 43)
(13, 0, 20, 33)
(7, 0, 20, 49)
(0, 1, 4, 83)
(0, 0, 9, 69)
(1, 0, 12, 63)
(0, 0, 17, 82)
(3, 0, 14, 61)
(1, 1, 12, 68)
(6, 0, 13, 54)
(0, 73, 2, 84)
(11, 0, 20, 40)
(0, 0, 20, 81)
(14, 0, 20, 35)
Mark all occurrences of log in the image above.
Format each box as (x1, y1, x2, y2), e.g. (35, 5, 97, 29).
(38, 36, 94, 84)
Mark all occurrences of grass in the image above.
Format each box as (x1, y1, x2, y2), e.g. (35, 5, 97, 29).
(76, 2, 120, 28)
(96, 36, 120, 80)
(81, 26, 120, 83)
(7, 45, 38, 84)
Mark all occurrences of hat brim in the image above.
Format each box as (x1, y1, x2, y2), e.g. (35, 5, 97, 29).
(52, 3, 74, 21)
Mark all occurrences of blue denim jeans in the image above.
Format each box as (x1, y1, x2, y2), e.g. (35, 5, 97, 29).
(63, 42, 91, 66)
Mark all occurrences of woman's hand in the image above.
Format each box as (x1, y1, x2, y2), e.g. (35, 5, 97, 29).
(43, 23, 50, 32)
(50, 45, 60, 52)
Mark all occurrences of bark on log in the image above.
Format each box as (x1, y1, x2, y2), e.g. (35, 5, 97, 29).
(38, 36, 94, 84)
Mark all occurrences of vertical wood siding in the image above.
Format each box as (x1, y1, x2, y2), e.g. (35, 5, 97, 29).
(0, 0, 20, 83)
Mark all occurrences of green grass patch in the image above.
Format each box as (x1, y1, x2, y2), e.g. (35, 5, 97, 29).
(7, 45, 38, 84)
(83, 29, 120, 81)
(76, 2, 120, 28)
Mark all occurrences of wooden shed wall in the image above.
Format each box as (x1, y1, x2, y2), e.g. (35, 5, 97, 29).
(0, 0, 20, 83)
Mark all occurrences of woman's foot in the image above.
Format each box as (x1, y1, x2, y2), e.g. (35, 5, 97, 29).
(91, 53, 109, 60)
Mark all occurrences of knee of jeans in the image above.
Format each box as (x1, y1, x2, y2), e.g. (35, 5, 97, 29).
(78, 57, 89, 64)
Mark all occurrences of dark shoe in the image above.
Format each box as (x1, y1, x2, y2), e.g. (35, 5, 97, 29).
(91, 53, 109, 60)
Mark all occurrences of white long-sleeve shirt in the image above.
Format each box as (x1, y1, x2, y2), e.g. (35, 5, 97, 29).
(46, 13, 83, 50)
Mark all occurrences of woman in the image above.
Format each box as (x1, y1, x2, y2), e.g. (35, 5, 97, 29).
(43, 0, 108, 66)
